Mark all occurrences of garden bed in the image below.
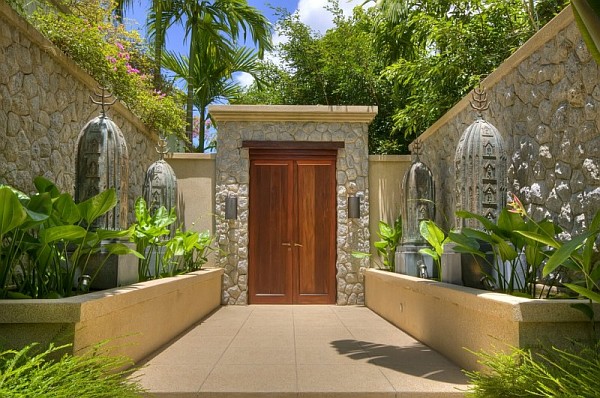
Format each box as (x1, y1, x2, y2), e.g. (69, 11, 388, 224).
(365, 269, 600, 371)
(0, 268, 223, 365)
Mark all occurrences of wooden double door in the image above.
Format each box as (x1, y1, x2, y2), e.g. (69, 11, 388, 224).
(248, 148, 337, 304)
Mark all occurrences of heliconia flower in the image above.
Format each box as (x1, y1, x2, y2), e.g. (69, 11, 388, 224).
(507, 193, 526, 216)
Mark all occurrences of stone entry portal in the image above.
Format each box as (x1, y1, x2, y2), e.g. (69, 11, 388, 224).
(210, 105, 377, 305)
(248, 146, 337, 304)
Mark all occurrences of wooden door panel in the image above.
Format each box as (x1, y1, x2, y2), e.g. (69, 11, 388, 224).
(295, 160, 336, 304)
(249, 160, 293, 304)
(249, 149, 337, 305)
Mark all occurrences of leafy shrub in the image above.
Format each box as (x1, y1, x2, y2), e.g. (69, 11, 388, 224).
(465, 342, 600, 398)
(131, 197, 214, 281)
(24, 0, 185, 138)
(0, 343, 144, 397)
(0, 177, 140, 299)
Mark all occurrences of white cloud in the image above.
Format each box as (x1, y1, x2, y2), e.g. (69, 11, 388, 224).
(297, 0, 368, 34)
(233, 71, 256, 88)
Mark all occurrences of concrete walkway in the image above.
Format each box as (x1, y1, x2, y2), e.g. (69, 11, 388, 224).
(132, 305, 469, 397)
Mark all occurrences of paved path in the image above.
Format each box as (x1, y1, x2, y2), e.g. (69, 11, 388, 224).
(132, 305, 469, 397)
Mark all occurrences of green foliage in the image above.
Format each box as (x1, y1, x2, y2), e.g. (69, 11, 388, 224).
(465, 342, 600, 398)
(131, 197, 214, 280)
(234, 2, 406, 154)
(373, 216, 402, 271)
(25, 0, 185, 137)
(516, 208, 600, 328)
(0, 177, 139, 299)
(572, 0, 600, 63)
(419, 219, 449, 281)
(379, 0, 567, 139)
(451, 208, 561, 296)
(0, 343, 144, 397)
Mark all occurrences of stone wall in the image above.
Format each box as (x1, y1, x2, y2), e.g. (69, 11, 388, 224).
(419, 7, 600, 240)
(0, 0, 157, 220)
(210, 105, 376, 305)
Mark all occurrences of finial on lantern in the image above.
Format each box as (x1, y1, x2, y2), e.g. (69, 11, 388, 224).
(470, 84, 489, 116)
(410, 139, 423, 160)
(90, 86, 117, 116)
(155, 136, 169, 161)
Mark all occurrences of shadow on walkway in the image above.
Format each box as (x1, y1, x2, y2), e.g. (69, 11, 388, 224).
(331, 339, 467, 384)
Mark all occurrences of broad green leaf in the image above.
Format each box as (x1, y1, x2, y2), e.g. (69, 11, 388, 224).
(419, 247, 438, 260)
(460, 227, 494, 245)
(33, 176, 60, 198)
(515, 230, 559, 249)
(374, 241, 388, 249)
(572, 0, 600, 64)
(378, 221, 393, 238)
(493, 235, 518, 262)
(78, 188, 117, 224)
(543, 232, 591, 276)
(419, 220, 446, 256)
(40, 225, 87, 243)
(134, 197, 149, 224)
(0, 187, 27, 236)
(103, 243, 145, 259)
(564, 283, 600, 303)
(96, 227, 133, 241)
(455, 210, 497, 231)
(23, 192, 52, 225)
(53, 193, 81, 225)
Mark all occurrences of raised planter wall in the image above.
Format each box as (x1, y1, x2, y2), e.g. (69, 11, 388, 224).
(365, 269, 599, 371)
(0, 268, 223, 365)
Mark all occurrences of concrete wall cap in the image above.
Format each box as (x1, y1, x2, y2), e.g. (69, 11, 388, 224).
(208, 105, 378, 123)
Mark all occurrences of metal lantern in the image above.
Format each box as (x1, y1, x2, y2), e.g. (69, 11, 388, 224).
(143, 138, 177, 214)
(454, 86, 507, 230)
(75, 89, 128, 230)
(401, 140, 435, 245)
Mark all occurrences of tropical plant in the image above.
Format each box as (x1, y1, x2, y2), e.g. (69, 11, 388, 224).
(418, 219, 449, 281)
(449, 207, 560, 297)
(514, 202, 600, 331)
(0, 342, 144, 397)
(130, 197, 177, 281)
(373, 216, 402, 271)
(149, 0, 272, 151)
(130, 197, 214, 280)
(164, 229, 214, 273)
(0, 177, 140, 299)
(163, 44, 265, 151)
(465, 342, 600, 398)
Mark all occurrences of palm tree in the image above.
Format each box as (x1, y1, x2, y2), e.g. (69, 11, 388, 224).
(163, 43, 266, 151)
(161, 0, 272, 151)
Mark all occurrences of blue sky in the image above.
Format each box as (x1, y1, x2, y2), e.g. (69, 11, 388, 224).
(128, 0, 369, 69)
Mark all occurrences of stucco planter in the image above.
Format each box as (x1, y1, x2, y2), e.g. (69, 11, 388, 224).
(0, 268, 223, 365)
(365, 269, 599, 371)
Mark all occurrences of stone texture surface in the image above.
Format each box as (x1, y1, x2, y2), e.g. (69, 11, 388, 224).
(0, 2, 157, 223)
(214, 119, 371, 305)
(421, 16, 600, 240)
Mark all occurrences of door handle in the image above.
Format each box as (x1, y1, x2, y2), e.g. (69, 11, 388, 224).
(281, 242, 291, 246)
(294, 243, 303, 247)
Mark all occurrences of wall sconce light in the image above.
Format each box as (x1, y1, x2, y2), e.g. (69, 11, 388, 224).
(225, 197, 238, 220)
(348, 196, 360, 219)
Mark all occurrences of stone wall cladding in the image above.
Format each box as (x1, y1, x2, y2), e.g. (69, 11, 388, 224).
(215, 119, 371, 305)
(0, 1, 157, 221)
(420, 10, 600, 240)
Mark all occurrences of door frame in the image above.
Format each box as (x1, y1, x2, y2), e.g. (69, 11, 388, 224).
(246, 142, 341, 304)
